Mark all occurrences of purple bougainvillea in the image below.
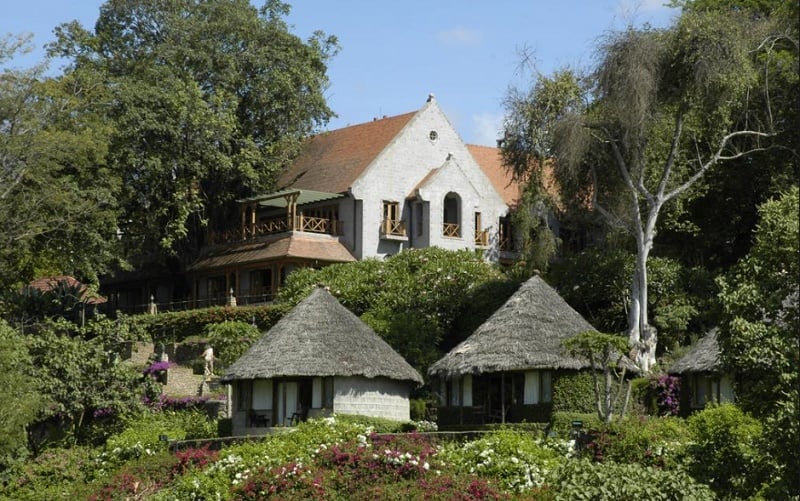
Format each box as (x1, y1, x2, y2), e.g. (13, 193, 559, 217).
(650, 374, 680, 416)
(142, 360, 177, 376)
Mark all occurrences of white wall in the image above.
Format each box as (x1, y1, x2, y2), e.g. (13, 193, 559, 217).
(333, 376, 411, 421)
(349, 99, 508, 261)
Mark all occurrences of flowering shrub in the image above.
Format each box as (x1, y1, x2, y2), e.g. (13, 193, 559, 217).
(580, 416, 689, 469)
(650, 373, 680, 416)
(142, 360, 176, 377)
(144, 393, 224, 412)
(438, 428, 562, 493)
(172, 446, 219, 476)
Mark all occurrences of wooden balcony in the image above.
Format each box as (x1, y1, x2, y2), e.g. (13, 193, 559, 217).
(380, 218, 407, 239)
(499, 234, 514, 252)
(474, 230, 489, 247)
(442, 223, 461, 238)
(210, 215, 342, 245)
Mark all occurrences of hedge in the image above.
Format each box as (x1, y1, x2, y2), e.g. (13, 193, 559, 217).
(131, 303, 291, 343)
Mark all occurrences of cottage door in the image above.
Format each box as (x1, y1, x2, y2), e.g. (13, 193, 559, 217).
(276, 381, 299, 426)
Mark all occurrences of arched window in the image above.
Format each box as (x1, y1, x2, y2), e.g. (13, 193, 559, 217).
(442, 192, 461, 237)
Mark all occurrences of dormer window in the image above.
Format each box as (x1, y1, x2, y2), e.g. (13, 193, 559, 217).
(443, 192, 461, 238)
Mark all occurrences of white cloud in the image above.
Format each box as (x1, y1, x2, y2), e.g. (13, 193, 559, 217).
(471, 112, 504, 146)
(437, 27, 482, 47)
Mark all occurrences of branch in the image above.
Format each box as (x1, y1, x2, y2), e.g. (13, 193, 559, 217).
(588, 164, 631, 233)
(664, 130, 774, 203)
(656, 109, 684, 199)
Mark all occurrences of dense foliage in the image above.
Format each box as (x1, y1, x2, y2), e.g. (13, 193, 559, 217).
(717, 187, 799, 497)
(3, 412, 756, 499)
(48, 0, 338, 266)
(504, 0, 797, 371)
(277, 247, 514, 373)
(138, 303, 290, 343)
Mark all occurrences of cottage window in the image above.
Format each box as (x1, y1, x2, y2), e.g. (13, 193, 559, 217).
(523, 371, 553, 404)
(448, 377, 461, 406)
(443, 192, 461, 237)
(462, 375, 473, 407)
(237, 380, 253, 411)
(314, 377, 334, 409)
(208, 276, 225, 300)
(253, 379, 273, 410)
(474, 211, 489, 246)
(381, 201, 406, 236)
(499, 215, 513, 251)
(692, 374, 721, 408)
(248, 269, 272, 300)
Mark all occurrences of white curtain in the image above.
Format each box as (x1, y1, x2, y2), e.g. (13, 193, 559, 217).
(463, 375, 473, 406)
(524, 371, 540, 404)
(253, 379, 273, 409)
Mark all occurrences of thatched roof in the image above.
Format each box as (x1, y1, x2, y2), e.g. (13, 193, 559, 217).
(222, 287, 423, 385)
(669, 329, 723, 374)
(428, 275, 601, 378)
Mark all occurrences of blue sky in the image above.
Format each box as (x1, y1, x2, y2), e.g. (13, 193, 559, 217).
(1, 0, 679, 145)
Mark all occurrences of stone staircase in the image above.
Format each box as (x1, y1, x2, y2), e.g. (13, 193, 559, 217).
(163, 365, 206, 397)
(124, 341, 216, 397)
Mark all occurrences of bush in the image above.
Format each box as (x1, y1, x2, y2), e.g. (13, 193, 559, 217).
(552, 372, 597, 414)
(551, 459, 714, 500)
(648, 374, 680, 416)
(202, 320, 260, 367)
(438, 428, 562, 493)
(686, 403, 770, 499)
(96, 409, 217, 477)
(136, 304, 289, 343)
(580, 416, 690, 469)
(549, 412, 603, 438)
(410, 398, 427, 421)
(0, 446, 95, 500)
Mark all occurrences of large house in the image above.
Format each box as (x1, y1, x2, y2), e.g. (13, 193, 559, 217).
(186, 94, 522, 306)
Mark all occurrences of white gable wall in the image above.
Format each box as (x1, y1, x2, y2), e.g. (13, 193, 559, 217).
(333, 376, 411, 421)
(349, 98, 509, 260)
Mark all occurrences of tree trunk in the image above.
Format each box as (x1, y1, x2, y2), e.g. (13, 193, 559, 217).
(627, 202, 660, 372)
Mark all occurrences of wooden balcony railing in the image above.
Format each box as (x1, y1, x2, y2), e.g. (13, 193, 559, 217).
(442, 223, 461, 238)
(474, 230, 489, 247)
(499, 235, 514, 252)
(297, 215, 341, 235)
(381, 218, 406, 237)
(209, 215, 342, 245)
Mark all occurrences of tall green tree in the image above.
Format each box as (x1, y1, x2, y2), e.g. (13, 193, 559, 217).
(717, 187, 799, 497)
(0, 320, 46, 471)
(50, 0, 338, 265)
(0, 36, 120, 290)
(502, 8, 795, 371)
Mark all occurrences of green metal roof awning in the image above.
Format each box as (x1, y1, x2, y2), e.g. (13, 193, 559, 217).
(237, 189, 344, 208)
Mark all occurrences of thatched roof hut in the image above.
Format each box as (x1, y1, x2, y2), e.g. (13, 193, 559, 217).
(428, 275, 599, 379)
(669, 329, 723, 374)
(222, 286, 423, 385)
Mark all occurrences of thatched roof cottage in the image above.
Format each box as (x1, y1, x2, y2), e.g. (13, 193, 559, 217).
(428, 275, 604, 425)
(668, 329, 734, 414)
(222, 286, 423, 435)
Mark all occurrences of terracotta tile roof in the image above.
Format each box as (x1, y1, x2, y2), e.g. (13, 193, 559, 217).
(467, 145, 564, 208)
(189, 234, 356, 272)
(466, 144, 523, 206)
(24, 275, 107, 304)
(278, 112, 417, 193)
